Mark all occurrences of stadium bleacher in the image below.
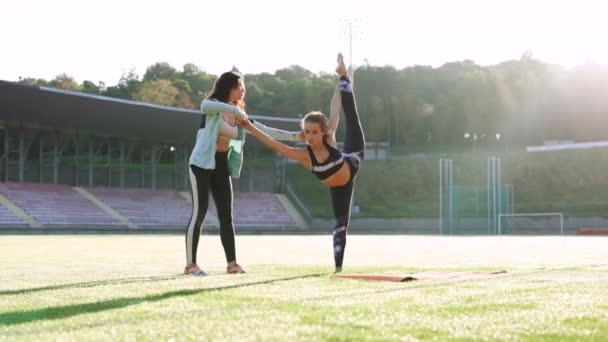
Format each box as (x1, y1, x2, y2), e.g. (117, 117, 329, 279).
(221, 192, 297, 228)
(85, 187, 191, 228)
(0, 182, 123, 227)
(0, 181, 302, 231)
(0, 203, 27, 226)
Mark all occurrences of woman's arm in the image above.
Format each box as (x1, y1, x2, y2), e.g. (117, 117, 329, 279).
(201, 99, 248, 118)
(326, 53, 349, 147)
(327, 84, 341, 140)
(250, 119, 304, 142)
(322, 84, 341, 148)
(240, 119, 309, 166)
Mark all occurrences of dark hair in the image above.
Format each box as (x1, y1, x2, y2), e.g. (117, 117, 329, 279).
(207, 71, 245, 109)
(301, 111, 331, 141)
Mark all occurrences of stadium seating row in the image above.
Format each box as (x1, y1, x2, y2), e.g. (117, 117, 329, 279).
(0, 182, 300, 230)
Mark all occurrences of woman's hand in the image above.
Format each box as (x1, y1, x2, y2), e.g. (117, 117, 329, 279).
(336, 53, 347, 77)
(236, 109, 249, 120)
(237, 117, 254, 131)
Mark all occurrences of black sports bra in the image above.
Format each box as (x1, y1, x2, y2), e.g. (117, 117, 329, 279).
(307, 141, 344, 180)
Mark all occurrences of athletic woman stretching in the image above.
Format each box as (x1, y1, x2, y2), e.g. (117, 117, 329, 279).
(239, 53, 364, 273)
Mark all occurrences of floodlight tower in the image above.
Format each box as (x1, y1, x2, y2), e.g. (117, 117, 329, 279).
(339, 18, 363, 80)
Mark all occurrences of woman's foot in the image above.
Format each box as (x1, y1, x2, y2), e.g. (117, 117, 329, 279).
(334, 266, 343, 274)
(336, 53, 348, 78)
(226, 264, 246, 274)
(184, 264, 209, 276)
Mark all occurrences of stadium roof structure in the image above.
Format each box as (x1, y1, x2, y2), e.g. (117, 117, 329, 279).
(0, 80, 302, 145)
(0, 80, 202, 144)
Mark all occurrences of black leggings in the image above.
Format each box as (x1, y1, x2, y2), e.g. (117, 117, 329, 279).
(185, 152, 236, 265)
(331, 76, 365, 268)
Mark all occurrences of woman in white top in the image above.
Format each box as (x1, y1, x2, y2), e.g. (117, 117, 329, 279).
(185, 70, 249, 276)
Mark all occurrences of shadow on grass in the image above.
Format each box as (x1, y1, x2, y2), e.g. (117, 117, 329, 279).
(0, 273, 325, 326)
(0, 275, 183, 296)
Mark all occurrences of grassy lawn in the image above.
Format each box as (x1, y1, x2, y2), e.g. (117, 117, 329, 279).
(1, 235, 608, 341)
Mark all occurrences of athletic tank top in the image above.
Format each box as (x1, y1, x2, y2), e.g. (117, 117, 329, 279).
(307, 140, 344, 180)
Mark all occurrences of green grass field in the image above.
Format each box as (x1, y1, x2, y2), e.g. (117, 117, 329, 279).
(1, 234, 608, 341)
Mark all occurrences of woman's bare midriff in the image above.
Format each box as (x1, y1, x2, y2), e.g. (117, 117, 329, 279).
(320, 162, 351, 188)
(216, 116, 239, 152)
(216, 135, 232, 152)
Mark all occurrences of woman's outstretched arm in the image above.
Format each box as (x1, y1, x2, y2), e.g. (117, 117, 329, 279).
(201, 99, 248, 118)
(240, 119, 310, 166)
(327, 84, 341, 139)
(249, 119, 303, 142)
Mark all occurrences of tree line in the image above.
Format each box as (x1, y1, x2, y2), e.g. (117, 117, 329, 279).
(18, 53, 608, 150)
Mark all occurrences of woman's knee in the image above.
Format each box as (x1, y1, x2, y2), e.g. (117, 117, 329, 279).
(218, 215, 233, 230)
(333, 216, 349, 232)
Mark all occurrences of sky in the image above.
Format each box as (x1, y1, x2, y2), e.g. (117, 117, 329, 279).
(1, 0, 607, 85)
